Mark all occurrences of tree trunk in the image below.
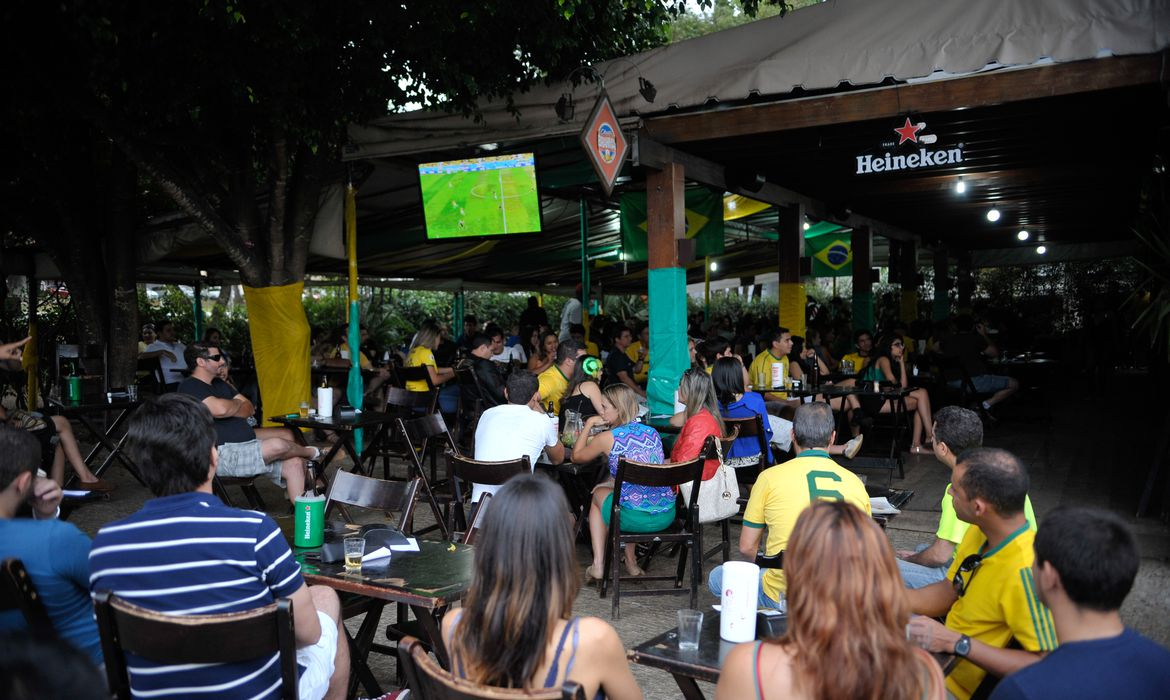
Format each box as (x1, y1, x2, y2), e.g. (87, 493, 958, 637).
(106, 150, 139, 387)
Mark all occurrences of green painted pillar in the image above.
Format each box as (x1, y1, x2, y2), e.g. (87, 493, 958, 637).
(645, 163, 690, 417)
(851, 226, 874, 334)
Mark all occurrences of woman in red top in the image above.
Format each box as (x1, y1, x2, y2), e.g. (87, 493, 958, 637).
(670, 369, 725, 480)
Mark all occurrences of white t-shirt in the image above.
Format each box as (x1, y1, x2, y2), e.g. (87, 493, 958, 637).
(472, 403, 557, 502)
(558, 298, 582, 341)
(491, 345, 526, 363)
(145, 340, 188, 384)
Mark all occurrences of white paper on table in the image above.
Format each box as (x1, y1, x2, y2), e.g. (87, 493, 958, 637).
(362, 547, 392, 562)
(63, 490, 92, 498)
(389, 537, 419, 552)
(870, 496, 901, 515)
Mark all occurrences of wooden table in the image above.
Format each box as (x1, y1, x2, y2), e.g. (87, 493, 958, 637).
(292, 530, 474, 698)
(48, 395, 145, 488)
(630, 611, 954, 699)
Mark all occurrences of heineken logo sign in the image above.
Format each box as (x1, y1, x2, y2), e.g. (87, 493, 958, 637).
(855, 117, 963, 175)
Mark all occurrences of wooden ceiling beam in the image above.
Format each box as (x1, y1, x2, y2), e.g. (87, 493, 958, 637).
(643, 54, 1165, 145)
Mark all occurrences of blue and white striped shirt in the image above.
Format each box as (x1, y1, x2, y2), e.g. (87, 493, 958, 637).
(90, 492, 305, 699)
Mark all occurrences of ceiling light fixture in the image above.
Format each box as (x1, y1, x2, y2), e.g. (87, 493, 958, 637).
(986, 208, 1001, 222)
(1036, 245, 1047, 255)
(710, 261, 718, 272)
(954, 178, 966, 194)
(803, 222, 810, 231)
(727, 200, 737, 211)
(1017, 230, 1029, 241)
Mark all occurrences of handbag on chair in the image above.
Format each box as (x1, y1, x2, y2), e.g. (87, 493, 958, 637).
(679, 436, 739, 524)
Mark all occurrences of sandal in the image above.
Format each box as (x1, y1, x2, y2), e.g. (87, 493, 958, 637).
(77, 478, 116, 492)
(584, 565, 604, 584)
(624, 561, 645, 577)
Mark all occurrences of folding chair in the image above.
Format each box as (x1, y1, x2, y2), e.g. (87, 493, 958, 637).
(600, 455, 704, 619)
(397, 635, 585, 700)
(453, 365, 487, 453)
(398, 413, 458, 540)
(93, 591, 298, 700)
(212, 474, 267, 511)
(445, 452, 530, 537)
(391, 366, 438, 415)
(0, 558, 56, 639)
(381, 386, 440, 482)
(723, 414, 771, 497)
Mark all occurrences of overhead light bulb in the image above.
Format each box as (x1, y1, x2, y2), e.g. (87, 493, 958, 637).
(710, 261, 718, 272)
(1036, 245, 1047, 255)
(727, 200, 737, 211)
(802, 222, 810, 231)
(954, 178, 966, 194)
(1017, 230, 1029, 241)
(986, 208, 1001, 222)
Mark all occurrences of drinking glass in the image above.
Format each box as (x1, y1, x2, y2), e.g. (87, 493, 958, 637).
(678, 609, 703, 651)
(343, 537, 365, 572)
(299, 401, 310, 419)
(127, 385, 139, 402)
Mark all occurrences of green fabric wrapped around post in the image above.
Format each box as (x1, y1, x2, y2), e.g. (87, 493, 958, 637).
(647, 267, 689, 417)
(852, 289, 875, 334)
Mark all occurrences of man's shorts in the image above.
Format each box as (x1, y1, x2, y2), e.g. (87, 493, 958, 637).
(297, 609, 338, 700)
(216, 439, 284, 486)
(948, 374, 1012, 394)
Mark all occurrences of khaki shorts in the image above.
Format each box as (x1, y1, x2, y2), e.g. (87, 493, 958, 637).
(216, 439, 284, 487)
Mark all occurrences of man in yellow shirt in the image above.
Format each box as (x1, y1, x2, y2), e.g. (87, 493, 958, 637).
(536, 339, 584, 414)
(706, 402, 870, 608)
(568, 324, 599, 357)
(624, 324, 650, 385)
(747, 327, 793, 401)
(840, 328, 873, 374)
(906, 448, 1056, 700)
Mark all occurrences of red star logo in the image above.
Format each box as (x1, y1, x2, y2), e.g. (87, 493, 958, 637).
(894, 117, 923, 145)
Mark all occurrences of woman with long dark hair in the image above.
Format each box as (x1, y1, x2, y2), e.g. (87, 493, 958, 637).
(528, 329, 558, 375)
(442, 475, 642, 699)
(716, 501, 945, 700)
(559, 354, 605, 431)
(860, 334, 935, 452)
(712, 356, 778, 469)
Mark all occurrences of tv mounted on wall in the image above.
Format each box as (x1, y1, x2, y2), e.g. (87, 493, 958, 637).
(418, 153, 542, 240)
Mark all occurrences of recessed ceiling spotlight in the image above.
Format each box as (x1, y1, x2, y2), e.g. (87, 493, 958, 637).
(986, 208, 1001, 222)
(710, 261, 718, 272)
(1017, 230, 1029, 241)
(954, 178, 966, 194)
(727, 200, 737, 211)
(1036, 245, 1047, 255)
(802, 222, 810, 231)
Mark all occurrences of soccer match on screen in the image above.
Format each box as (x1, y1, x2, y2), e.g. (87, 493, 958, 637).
(418, 153, 541, 239)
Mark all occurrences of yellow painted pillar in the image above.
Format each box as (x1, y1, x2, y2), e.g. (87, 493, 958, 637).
(777, 204, 806, 337)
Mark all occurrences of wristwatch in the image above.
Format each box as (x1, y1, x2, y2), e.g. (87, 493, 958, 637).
(954, 634, 972, 658)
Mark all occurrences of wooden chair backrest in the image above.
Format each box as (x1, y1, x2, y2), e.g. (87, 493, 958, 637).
(386, 385, 437, 416)
(397, 635, 584, 700)
(700, 427, 740, 461)
(93, 591, 298, 700)
(400, 413, 458, 458)
(722, 414, 771, 468)
(324, 470, 420, 528)
(0, 558, 55, 639)
(614, 455, 705, 522)
(448, 453, 530, 488)
(394, 365, 436, 391)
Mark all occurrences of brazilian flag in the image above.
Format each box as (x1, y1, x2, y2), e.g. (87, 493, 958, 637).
(619, 188, 724, 262)
(805, 221, 853, 277)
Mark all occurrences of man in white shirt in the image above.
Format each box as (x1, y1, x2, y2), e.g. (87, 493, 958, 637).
(472, 370, 564, 502)
(558, 286, 583, 341)
(144, 321, 188, 391)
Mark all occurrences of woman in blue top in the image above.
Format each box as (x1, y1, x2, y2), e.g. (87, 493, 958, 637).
(442, 475, 642, 700)
(574, 383, 672, 580)
(712, 356, 777, 470)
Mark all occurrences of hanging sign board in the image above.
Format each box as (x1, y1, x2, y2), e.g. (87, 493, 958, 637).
(855, 117, 964, 175)
(579, 90, 628, 196)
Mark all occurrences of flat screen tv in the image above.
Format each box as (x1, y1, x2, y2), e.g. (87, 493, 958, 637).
(418, 153, 542, 240)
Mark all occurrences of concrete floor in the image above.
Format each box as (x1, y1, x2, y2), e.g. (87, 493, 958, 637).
(65, 375, 1170, 699)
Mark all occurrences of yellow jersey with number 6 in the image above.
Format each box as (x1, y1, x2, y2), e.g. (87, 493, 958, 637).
(742, 450, 870, 600)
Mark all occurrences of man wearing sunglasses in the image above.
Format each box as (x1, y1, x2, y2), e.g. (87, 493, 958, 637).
(906, 448, 1056, 700)
(179, 341, 320, 505)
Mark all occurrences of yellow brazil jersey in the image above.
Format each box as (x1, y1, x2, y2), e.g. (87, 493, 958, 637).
(340, 342, 372, 370)
(747, 349, 787, 399)
(404, 345, 435, 392)
(537, 365, 570, 414)
(936, 489, 1038, 545)
(742, 449, 870, 601)
(584, 340, 599, 356)
(943, 524, 1057, 700)
(841, 351, 866, 372)
(625, 341, 649, 383)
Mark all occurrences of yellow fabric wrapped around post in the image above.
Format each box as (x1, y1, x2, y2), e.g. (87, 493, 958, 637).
(242, 282, 310, 427)
(778, 282, 807, 338)
(900, 290, 919, 325)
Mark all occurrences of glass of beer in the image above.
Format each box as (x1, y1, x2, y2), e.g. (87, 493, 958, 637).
(299, 401, 310, 419)
(343, 537, 365, 572)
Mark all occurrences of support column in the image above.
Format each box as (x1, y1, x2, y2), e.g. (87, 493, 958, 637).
(956, 253, 974, 311)
(932, 249, 951, 322)
(645, 162, 689, 417)
(777, 204, 806, 337)
(193, 280, 204, 340)
(579, 199, 591, 339)
(851, 226, 874, 334)
(896, 240, 918, 323)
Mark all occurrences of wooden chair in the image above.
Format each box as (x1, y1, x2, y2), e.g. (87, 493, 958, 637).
(699, 429, 742, 564)
(445, 452, 530, 537)
(453, 365, 487, 453)
(93, 591, 298, 700)
(600, 455, 705, 619)
(321, 470, 420, 698)
(399, 413, 459, 540)
(755, 551, 784, 569)
(0, 558, 56, 639)
(372, 386, 439, 481)
(397, 635, 585, 700)
(212, 474, 267, 511)
(391, 366, 438, 415)
(722, 414, 771, 491)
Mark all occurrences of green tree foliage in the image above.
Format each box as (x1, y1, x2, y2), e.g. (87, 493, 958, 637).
(669, 0, 815, 43)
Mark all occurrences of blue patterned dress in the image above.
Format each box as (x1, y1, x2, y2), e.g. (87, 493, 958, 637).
(609, 422, 673, 513)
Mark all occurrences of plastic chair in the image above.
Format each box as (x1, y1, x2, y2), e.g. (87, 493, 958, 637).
(93, 591, 298, 700)
(397, 635, 585, 700)
(600, 455, 705, 619)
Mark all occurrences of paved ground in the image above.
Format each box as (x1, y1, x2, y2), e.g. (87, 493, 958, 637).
(64, 375, 1169, 699)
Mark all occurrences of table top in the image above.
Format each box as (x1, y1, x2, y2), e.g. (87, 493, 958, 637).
(811, 383, 916, 398)
(48, 395, 141, 413)
(294, 536, 474, 610)
(272, 410, 399, 431)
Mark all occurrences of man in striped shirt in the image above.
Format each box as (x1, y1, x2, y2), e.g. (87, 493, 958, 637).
(90, 394, 348, 699)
